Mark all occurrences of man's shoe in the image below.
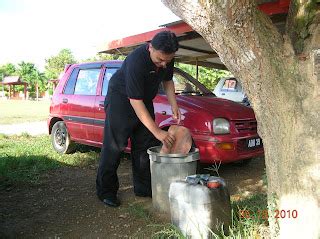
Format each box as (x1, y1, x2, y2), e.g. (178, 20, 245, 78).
(102, 197, 120, 207)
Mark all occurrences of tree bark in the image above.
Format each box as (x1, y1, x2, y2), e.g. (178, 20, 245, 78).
(161, 0, 320, 238)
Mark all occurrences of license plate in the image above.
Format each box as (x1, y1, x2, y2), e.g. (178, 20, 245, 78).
(247, 137, 262, 148)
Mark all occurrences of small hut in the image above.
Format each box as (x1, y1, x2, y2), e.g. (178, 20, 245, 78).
(0, 76, 28, 99)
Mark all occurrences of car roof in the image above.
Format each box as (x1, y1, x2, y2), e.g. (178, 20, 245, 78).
(70, 60, 123, 69)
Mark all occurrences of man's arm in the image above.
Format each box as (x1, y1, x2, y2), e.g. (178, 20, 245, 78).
(162, 80, 181, 124)
(129, 99, 175, 147)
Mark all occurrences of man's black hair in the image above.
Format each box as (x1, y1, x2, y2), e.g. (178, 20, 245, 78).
(151, 31, 179, 54)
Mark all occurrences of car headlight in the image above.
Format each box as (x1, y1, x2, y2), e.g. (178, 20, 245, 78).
(213, 118, 230, 134)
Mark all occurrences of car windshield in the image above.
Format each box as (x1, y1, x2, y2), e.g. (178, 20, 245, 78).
(173, 73, 199, 94)
(172, 68, 215, 96)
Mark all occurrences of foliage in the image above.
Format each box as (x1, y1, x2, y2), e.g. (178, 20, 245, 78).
(17, 61, 47, 98)
(150, 224, 186, 238)
(175, 63, 231, 90)
(44, 48, 77, 79)
(0, 63, 17, 79)
(0, 64, 17, 97)
(127, 203, 151, 219)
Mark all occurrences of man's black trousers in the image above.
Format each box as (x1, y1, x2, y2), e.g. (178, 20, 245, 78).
(96, 92, 160, 200)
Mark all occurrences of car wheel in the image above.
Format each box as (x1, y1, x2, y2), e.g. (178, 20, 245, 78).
(51, 121, 75, 154)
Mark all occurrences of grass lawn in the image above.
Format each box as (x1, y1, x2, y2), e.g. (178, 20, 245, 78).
(0, 134, 99, 185)
(0, 99, 50, 124)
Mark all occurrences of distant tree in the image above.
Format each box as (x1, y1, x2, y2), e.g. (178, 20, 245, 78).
(45, 49, 77, 79)
(176, 63, 231, 90)
(17, 62, 46, 99)
(0, 63, 17, 79)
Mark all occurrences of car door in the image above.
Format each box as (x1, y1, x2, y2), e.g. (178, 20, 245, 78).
(61, 66, 102, 143)
(93, 66, 119, 146)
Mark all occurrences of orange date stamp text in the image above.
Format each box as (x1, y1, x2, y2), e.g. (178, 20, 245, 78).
(238, 209, 298, 220)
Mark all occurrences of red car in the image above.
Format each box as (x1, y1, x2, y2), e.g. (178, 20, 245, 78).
(48, 61, 263, 164)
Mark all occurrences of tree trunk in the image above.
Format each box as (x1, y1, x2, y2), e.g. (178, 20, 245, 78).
(36, 82, 39, 101)
(161, 0, 320, 238)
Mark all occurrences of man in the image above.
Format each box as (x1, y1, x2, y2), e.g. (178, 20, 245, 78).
(96, 31, 181, 207)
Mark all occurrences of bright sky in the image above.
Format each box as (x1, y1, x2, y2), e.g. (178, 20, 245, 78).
(0, 0, 180, 71)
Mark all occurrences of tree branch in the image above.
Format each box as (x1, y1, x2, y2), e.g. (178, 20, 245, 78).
(286, 0, 319, 54)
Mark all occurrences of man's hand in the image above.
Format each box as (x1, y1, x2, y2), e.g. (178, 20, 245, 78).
(172, 105, 181, 124)
(155, 129, 176, 149)
(163, 80, 182, 124)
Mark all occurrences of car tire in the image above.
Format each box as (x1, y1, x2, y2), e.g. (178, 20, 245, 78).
(51, 121, 75, 154)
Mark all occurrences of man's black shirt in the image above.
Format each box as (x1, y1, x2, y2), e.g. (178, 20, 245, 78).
(108, 44, 174, 104)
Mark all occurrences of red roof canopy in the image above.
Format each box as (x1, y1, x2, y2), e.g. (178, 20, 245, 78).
(100, 0, 290, 69)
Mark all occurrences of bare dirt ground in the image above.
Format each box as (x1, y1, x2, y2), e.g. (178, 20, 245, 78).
(0, 155, 266, 239)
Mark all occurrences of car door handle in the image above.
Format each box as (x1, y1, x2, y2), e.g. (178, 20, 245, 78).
(221, 93, 225, 95)
(62, 98, 68, 103)
(161, 111, 166, 115)
(99, 101, 105, 107)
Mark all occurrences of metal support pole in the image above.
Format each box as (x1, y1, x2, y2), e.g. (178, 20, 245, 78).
(196, 58, 199, 81)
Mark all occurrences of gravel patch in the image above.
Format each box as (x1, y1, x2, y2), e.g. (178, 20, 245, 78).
(0, 121, 47, 136)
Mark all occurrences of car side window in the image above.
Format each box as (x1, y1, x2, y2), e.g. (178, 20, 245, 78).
(63, 68, 79, 95)
(102, 68, 118, 96)
(74, 69, 100, 95)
